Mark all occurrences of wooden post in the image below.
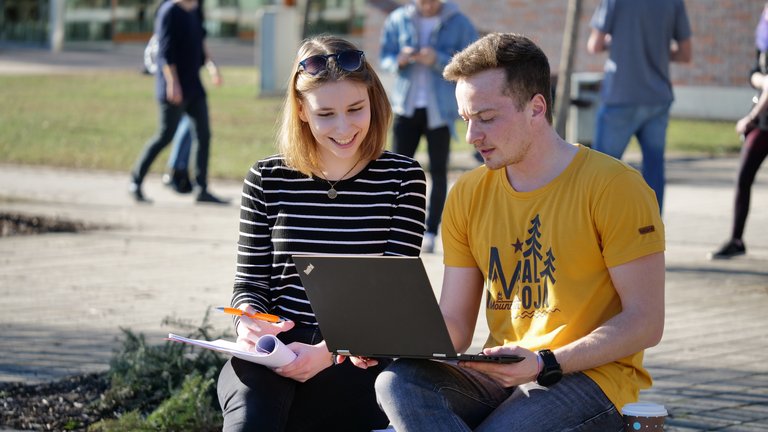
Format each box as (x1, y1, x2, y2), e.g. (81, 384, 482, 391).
(302, 0, 313, 40)
(110, 0, 118, 42)
(554, 0, 582, 139)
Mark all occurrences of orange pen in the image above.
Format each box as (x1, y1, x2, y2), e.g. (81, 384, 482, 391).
(216, 307, 282, 323)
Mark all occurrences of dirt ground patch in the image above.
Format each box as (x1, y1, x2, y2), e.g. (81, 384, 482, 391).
(0, 212, 91, 237)
(0, 373, 109, 431)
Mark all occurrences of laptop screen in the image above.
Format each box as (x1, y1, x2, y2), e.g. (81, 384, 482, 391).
(293, 255, 460, 359)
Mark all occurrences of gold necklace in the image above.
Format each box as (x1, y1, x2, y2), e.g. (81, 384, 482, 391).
(319, 158, 362, 199)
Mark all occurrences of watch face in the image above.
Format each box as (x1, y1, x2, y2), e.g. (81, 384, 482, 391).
(536, 350, 562, 387)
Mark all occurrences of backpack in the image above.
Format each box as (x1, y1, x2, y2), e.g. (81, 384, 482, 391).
(144, 34, 159, 74)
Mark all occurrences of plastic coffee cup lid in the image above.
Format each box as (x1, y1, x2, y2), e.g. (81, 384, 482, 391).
(621, 402, 668, 417)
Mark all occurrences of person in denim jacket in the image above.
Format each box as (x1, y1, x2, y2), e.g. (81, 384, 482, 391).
(380, 0, 477, 253)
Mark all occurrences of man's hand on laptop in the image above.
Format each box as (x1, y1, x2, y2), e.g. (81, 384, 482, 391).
(345, 356, 379, 369)
(458, 345, 538, 387)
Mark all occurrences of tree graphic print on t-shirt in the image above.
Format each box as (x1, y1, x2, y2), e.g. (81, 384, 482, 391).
(486, 214, 557, 319)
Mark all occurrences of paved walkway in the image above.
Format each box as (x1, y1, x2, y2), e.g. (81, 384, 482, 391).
(1, 42, 768, 431)
(1, 155, 767, 431)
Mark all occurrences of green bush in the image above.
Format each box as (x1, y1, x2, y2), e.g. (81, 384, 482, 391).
(146, 373, 222, 431)
(91, 311, 230, 430)
(89, 411, 155, 432)
(92, 374, 222, 431)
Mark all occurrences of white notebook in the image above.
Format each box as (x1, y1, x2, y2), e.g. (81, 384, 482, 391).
(166, 333, 296, 368)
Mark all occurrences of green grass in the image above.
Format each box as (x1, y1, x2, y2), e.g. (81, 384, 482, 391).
(0, 68, 742, 180)
(666, 118, 741, 155)
(0, 68, 282, 180)
(453, 118, 742, 156)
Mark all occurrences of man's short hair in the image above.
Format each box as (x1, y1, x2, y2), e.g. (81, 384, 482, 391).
(443, 33, 553, 124)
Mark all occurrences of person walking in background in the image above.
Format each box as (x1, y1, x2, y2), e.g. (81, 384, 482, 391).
(374, 33, 665, 431)
(215, 35, 427, 431)
(130, 0, 226, 204)
(143, 29, 196, 194)
(380, 0, 477, 253)
(587, 0, 693, 212)
(710, 3, 768, 259)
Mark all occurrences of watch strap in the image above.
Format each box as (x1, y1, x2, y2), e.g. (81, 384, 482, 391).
(536, 349, 563, 387)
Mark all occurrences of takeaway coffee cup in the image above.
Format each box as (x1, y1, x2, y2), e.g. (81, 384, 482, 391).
(621, 402, 667, 431)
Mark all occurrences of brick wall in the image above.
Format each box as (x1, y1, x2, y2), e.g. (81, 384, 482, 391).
(364, 0, 765, 89)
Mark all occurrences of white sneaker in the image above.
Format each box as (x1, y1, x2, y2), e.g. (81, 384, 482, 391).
(421, 232, 436, 254)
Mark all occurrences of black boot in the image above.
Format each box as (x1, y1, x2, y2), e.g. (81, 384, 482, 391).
(708, 239, 746, 260)
(129, 178, 151, 203)
(196, 189, 230, 205)
(163, 169, 193, 194)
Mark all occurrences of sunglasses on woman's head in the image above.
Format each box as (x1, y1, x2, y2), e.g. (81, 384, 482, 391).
(298, 50, 365, 76)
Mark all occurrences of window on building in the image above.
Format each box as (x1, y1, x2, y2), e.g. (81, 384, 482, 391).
(1, 0, 48, 43)
(64, 0, 112, 42)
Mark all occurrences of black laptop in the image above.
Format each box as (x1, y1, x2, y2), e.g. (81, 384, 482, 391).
(292, 255, 523, 364)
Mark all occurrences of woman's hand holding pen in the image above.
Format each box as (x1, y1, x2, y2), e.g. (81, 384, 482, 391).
(235, 305, 294, 352)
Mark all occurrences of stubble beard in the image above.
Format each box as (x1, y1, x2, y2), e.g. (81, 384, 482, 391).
(485, 138, 532, 171)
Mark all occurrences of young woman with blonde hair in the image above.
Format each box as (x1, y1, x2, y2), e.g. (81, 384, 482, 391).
(216, 35, 427, 431)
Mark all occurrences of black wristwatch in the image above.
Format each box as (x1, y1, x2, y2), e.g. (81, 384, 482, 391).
(536, 349, 563, 387)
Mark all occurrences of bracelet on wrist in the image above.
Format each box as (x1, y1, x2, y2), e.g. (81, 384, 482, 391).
(536, 352, 543, 374)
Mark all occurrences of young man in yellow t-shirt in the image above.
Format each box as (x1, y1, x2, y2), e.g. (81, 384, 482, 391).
(374, 33, 666, 431)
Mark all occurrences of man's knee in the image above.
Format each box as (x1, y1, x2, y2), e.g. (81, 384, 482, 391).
(375, 359, 424, 401)
(374, 365, 397, 403)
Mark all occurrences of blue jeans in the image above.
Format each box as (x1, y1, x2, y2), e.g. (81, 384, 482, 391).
(593, 103, 671, 212)
(167, 115, 192, 171)
(375, 359, 623, 432)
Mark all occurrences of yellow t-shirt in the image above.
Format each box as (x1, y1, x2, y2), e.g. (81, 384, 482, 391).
(442, 145, 665, 410)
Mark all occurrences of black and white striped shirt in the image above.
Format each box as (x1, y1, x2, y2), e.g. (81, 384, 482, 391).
(231, 151, 427, 326)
